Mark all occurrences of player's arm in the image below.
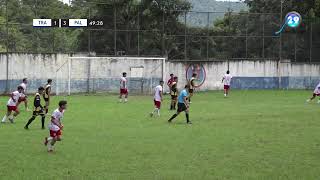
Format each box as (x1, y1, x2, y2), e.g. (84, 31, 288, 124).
(51, 116, 62, 128)
(46, 87, 51, 96)
(222, 76, 225, 83)
(160, 90, 163, 101)
(183, 96, 189, 108)
(10, 93, 16, 102)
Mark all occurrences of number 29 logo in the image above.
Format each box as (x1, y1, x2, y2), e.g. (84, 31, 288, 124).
(286, 11, 302, 28)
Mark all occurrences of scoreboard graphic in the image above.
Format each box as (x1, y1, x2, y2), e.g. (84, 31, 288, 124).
(33, 19, 103, 28)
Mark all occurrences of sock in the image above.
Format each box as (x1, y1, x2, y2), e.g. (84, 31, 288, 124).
(189, 98, 191, 102)
(41, 116, 45, 128)
(45, 109, 48, 114)
(2, 115, 7, 122)
(173, 102, 177, 109)
(170, 104, 173, 110)
(168, 114, 178, 122)
(125, 98, 128, 102)
(47, 137, 53, 151)
(25, 116, 35, 128)
(119, 98, 122, 102)
(186, 113, 190, 123)
(157, 109, 160, 116)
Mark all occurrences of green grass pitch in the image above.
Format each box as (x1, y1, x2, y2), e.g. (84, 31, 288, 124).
(0, 90, 320, 180)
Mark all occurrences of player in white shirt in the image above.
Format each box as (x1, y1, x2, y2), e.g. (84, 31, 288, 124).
(150, 81, 164, 117)
(1, 86, 24, 123)
(17, 78, 30, 111)
(306, 82, 320, 103)
(222, 70, 233, 97)
(119, 72, 128, 103)
(44, 100, 67, 152)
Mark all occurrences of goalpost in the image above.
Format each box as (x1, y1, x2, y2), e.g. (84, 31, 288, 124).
(55, 56, 166, 96)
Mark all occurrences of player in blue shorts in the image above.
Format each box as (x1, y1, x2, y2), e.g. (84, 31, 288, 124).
(168, 84, 192, 124)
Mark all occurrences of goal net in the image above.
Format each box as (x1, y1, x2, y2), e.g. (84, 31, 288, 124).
(55, 56, 166, 95)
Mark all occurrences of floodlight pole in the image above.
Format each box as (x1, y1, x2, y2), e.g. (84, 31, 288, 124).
(280, 0, 284, 61)
(5, 0, 9, 93)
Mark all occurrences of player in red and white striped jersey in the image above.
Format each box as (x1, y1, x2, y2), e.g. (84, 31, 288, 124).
(150, 80, 164, 117)
(1, 86, 24, 123)
(119, 72, 128, 103)
(17, 78, 30, 111)
(44, 100, 67, 152)
(307, 82, 320, 103)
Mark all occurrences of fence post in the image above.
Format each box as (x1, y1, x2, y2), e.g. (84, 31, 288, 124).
(310, 22, 313, 63)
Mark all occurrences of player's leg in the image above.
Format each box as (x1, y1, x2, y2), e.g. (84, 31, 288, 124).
(226, 86, 230, 96)
(10, 108, 20, 123)
(150, 100, 157, 117)
(156, 101, 161, 116)
(307, 93, 317, 102)
(1, 108, 12, 123)
(185, 108, 191, 124)
(24, 98, 29, 111)
(170, 95, 175, 110)
(173, 96, 177, 110)
(44, 100, 49, 114)
(168, 103, 182, 122)
(119, 89, 123, 102)
(124, 90, 128, 102)
(24, 114, 37, 129)
(224, 85, 227, 97)
(168, 112, 180, 122)
(41, 115, 45, 129)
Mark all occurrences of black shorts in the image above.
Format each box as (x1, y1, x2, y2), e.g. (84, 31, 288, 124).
(189, 89, 194, 93)
(171, 95, 178, 100)
(33, 109, 44, 116)
(177, 103, 187, 112)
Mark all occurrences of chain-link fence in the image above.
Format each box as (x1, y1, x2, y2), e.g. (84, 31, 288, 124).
(0, 1, 319, 62)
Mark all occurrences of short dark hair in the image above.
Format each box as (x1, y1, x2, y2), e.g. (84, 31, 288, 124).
(185, 84, 190, 89)
(17, 86, 24, 90)
(59, 100, 67, 107)
(227, 70, 230, 74)
(170, 73, 174, 76)
(47, 79, 52, 83)
(22, 78, 27, 82)
(192, 73, 197, 77)
(38, 86, 44, 91)
(123, 72, 127, 76)
(159, 80, 164, 83)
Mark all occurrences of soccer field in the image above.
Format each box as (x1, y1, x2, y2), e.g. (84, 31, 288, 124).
(0, 90, 319, 180)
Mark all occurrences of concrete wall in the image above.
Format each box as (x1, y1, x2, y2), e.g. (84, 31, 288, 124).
(0, 53, 319, 94)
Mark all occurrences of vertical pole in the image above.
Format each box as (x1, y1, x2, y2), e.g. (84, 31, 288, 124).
(309, 23, 312, 63)
(279, 1, 284, 89)
(162, 8, 165, 56)
(246, 13, 248, 58)
(184, 11, 187, 61)
(114, 3, 117, 56)
(68, 58, 71, 96)
(88, 7, 91, 55)
(138, 5, 140, 56)
(206, 12, 209, 60)
(294, 29, 297, 62)
(262, 14, 265, 59)
(5, 0, 9, 93)
(280, 0, 283, 61)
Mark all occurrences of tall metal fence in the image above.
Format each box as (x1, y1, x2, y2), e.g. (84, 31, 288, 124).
(0, 1, 319, 62)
